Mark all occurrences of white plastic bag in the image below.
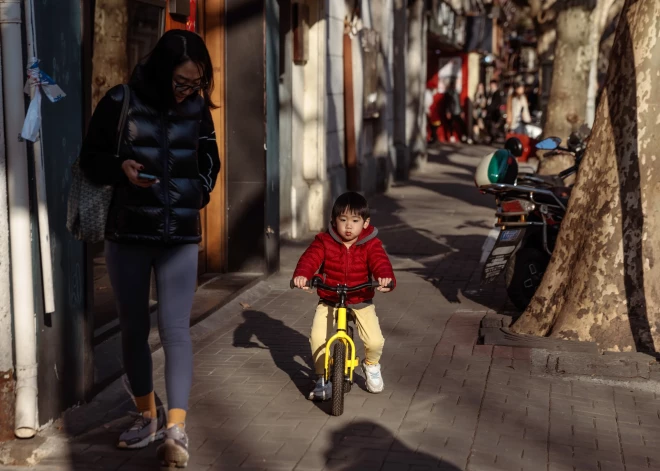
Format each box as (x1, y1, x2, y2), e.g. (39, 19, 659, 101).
(21, 86, 42, 142)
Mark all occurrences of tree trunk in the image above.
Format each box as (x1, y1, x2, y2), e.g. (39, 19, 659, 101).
(543, 1, 595, 140)
(92, 0, 129, 109)
(511, 0, 660, 353)
(406, 0, 427, 171)
(585, 0, 622, 127)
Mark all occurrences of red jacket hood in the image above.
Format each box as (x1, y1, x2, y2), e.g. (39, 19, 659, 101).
(327, 225, 379, 246)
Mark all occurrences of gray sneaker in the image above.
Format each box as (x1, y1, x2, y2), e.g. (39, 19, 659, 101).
(308, 376, 332, 401)
(157, 424, 190, 468)
(117, 409, 166, 449)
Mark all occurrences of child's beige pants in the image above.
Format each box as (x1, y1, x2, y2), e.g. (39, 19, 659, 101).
(310, 302, 385, 375)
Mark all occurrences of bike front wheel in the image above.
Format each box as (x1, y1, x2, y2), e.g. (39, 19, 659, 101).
(331, 343, 346, 416)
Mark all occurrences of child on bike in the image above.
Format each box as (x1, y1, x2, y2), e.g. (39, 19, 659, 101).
(293, 192, 396, 400)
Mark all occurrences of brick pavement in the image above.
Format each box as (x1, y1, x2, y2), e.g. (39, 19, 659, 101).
(13, 144, 660, 471)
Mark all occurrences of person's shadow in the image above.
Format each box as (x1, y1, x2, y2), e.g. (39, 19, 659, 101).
(323, 421, 463, 470)
(233, 310, 316, 395)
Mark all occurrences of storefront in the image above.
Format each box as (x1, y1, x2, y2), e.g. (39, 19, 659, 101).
(28, 0, 280, 423)
(425, 0, 468, 142)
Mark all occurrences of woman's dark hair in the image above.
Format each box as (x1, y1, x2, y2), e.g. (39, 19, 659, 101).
(131, 30, 216, 109)
(331, 192, 370, 221)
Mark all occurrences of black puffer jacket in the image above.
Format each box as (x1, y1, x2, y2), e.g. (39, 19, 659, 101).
(80, 73, 220, 245)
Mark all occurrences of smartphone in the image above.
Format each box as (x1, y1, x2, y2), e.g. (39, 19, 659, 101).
(137, 172, 158, 182)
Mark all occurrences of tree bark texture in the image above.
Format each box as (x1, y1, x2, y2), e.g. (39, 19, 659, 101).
(92, 0, 129, 109)
(586, 0, 622, 127)
(512, 0, 660, 353)
(537, 151, 576, 186)
(543, 1, 595, 140)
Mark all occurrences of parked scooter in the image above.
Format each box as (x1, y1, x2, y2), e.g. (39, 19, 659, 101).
(474, 133, 586, 311)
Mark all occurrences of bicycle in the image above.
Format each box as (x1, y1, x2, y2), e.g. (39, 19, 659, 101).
(290, 277, 392, 416)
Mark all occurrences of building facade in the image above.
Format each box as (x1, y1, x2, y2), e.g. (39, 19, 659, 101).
(0, 0, 280, 436)
(279, 0, 430, 239)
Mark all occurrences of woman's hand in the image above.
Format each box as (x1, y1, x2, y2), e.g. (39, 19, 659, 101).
(377, 277, 392, 292)
(121, 160, 158, 188)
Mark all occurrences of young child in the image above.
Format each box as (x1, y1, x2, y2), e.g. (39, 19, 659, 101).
(293, 192, 396, 400)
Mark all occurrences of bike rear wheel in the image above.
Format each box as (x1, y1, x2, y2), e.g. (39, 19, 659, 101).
(331, 343, 346, 416)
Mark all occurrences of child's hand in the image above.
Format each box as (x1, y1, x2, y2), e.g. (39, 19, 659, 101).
(294, 276, 310, 290)
(377, 277, 392, 292)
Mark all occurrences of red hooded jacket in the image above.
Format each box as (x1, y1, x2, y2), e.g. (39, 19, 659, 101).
(293, 225, 396, 307)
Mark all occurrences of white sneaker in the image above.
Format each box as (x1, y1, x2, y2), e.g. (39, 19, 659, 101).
(362, 361, 384, 393)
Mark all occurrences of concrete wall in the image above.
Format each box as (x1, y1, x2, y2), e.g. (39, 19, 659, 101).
(324, 0, 397, 200)
(325, 0, 348, 205)
(280, 0, 329, 236)
(406, 0, 428, 171)
(282, 0, 413, 237)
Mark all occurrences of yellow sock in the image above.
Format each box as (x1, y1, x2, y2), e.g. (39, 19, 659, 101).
(135, 391, 157, 419)
(167, 408, 187, 429)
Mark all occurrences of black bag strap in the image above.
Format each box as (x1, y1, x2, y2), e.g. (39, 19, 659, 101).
(114, 84, 130, 158)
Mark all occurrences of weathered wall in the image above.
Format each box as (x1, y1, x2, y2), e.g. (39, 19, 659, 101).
(33, 0, 87, 423)
(325, 0, 349, 202)
(226, 0, 267, 272)
(406, 0, 427, 171)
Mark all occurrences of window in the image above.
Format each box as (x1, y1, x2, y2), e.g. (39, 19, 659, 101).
(127, 0, 166, 73)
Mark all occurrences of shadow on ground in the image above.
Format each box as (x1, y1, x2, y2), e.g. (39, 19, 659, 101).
(323, 421, 462, 471)
(233, 310, 314, 387)
(370, 144, 520, 317)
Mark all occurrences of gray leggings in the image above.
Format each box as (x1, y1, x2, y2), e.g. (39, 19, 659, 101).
(105, 240, 198, 411)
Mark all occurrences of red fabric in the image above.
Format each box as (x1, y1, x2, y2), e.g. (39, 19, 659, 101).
(293, 225, 396, 305)
(505, 132, 539, 163)
(186, 0, 197, 31)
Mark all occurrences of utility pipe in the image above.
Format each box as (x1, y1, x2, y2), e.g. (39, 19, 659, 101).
(23, 0, 55, 314)
(0, 0, 14, 442)
(0, 0, 39, 439)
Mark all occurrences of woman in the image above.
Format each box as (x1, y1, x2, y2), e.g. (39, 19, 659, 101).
(507, 82, 532, 135)
(472, 83, 487, 143)
(80, 30, 220, 468)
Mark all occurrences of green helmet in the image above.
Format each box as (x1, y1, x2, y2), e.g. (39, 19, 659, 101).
(474, 149, 519, 187)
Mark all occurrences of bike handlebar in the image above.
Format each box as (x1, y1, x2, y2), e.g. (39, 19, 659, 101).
(289, 278, 393, 291)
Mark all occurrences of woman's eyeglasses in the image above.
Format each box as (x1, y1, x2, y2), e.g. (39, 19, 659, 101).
(173, 80, 207, 93)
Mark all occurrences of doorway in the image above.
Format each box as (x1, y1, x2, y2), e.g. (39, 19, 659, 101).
(87, 0, 228, 344)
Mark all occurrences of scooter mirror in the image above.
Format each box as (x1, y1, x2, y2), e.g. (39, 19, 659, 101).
(536, 137, 561, 150)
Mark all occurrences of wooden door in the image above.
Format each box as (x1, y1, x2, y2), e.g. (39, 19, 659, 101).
(199, 0, 227, 273)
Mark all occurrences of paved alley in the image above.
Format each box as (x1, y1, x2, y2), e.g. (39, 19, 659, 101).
(12, 145, 660, 471)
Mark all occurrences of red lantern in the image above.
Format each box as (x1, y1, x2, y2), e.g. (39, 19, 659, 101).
(186, 0, 197, 32)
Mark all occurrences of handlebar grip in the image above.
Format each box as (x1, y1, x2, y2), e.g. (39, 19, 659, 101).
(290, 279, 312, 289)
(371, 281, 394, 289)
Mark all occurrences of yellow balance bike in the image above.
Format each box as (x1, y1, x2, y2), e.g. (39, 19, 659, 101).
(290, 277, 392, 416)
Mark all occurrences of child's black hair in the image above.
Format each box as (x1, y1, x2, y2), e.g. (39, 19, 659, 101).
(331, 192, 370, 221)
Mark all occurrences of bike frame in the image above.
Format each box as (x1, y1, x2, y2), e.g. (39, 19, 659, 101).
(290, 278, 388, 384)
(323, 290, 360, 383)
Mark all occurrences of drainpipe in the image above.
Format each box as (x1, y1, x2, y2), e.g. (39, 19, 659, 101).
(0, 0, 14, 443)
(0, 0, 39, 439)
(24, 0, 55, 315)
